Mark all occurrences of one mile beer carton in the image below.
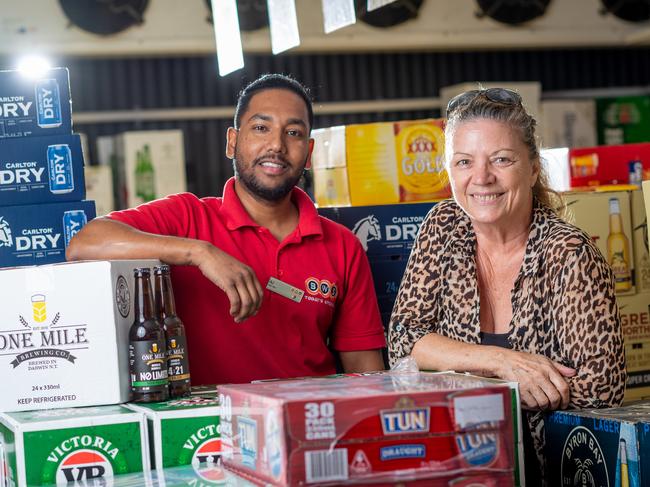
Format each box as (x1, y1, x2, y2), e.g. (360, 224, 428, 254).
(0, 68, 72, 139)
(545, 402, 650, 487)
(126, 395, 222, 481)
(0, 405, 149, 487)
(0, 134, 85, 206)
(0, 259, 159, 412)
(0, 199, 95, 267)
(220, 372, 515, 486)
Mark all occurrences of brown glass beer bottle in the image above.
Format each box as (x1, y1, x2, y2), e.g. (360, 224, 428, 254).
(154, 264, 191, 398)
(129, 267, 169, 402)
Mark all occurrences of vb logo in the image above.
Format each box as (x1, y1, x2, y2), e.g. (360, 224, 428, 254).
(56, 450, 113, 483)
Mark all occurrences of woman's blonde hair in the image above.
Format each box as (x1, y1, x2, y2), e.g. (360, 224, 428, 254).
(444, 91, 565, 216)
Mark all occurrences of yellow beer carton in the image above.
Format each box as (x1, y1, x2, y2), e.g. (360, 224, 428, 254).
(620, 292, 650, 402)
(394, 119, 449, 202)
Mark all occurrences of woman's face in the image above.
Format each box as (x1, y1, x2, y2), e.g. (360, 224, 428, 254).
(446, 118, 539, 229)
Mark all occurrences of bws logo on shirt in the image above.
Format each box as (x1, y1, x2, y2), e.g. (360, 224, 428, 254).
(305, 277, 338, 301)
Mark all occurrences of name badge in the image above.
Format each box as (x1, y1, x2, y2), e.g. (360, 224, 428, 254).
(266, 277, 304, 303)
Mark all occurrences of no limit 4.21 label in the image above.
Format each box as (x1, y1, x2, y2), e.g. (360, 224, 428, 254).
(167, 335, 190, 383)
(129, 340, 168, 393)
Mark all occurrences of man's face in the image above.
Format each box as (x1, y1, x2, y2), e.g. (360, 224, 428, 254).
(226, 88, 313, 202)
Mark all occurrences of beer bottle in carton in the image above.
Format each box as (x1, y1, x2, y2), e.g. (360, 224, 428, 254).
(129, 267, 169, 402)
(154, 264, 191, 398)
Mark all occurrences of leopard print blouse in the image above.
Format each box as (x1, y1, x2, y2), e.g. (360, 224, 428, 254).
(388, 198, 626, 477)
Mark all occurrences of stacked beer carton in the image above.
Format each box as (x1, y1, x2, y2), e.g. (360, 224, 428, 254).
(0, 68, 95, 268)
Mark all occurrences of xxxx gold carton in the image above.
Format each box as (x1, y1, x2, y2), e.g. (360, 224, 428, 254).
(0, 259, 159, 412)
(394, 119, 450, 202)
(0, 405, 149, 487)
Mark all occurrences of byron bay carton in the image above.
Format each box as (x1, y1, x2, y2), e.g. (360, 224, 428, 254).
(0, 134, 85, 206)
(0, 259, 159, 412)
(0, 200, 95, 268)
(220, 371, 514, 486)
(0, 68, 72, 139)
(0, 405, 148, 487)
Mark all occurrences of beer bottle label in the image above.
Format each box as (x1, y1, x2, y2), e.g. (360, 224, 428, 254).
(129, 340, 169, 392)
(167, 335, 191, 383)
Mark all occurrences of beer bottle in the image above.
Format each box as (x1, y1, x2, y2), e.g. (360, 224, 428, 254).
(129, 267, 169, 403)
(154, 264, 191, 398)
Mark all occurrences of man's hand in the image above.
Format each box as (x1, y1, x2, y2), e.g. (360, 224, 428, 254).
(194, 242, 264, 323)
(495, 349, 576, 411)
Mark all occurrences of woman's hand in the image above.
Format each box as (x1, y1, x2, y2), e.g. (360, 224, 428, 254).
(494, 349, 576, 411)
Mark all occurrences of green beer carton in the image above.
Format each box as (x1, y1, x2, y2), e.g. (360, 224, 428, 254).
(0, 405, 149, 487)
(126, 395, 222, 485)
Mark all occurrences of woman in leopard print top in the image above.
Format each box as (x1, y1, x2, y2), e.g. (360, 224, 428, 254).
(387, 89, 625, 484)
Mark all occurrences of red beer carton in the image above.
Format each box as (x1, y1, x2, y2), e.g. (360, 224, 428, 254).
(219, 372, 514, 486)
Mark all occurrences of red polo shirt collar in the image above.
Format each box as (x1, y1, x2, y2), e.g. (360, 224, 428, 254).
(220, 177, 323, 239)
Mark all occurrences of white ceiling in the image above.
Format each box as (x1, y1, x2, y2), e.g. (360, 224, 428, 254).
(1, 0, 649, 58)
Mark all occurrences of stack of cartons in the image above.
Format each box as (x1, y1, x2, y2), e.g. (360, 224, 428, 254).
(220, 372, 515, 486)
(311, 118, 449, 208)
(319, 202, 435, 326)
(0, 68, 95, 267)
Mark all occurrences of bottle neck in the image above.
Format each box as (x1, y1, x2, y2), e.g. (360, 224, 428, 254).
(154, 272, 177, 319)
(609, 213, 623, 234)
(134, 275, 155, 322)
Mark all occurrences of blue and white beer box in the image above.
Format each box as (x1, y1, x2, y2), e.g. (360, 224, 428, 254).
(0, 68, 72, 139)
(319, 202, 437, 257)
(0, 200, 95, 267)
(0, 134, 85, 206)
(545, 404, 650, 487)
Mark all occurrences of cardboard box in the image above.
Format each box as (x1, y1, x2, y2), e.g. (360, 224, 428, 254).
(597, 95, 650, 146)
(540, 99, 597, 149)
(114, 130, 186, 208)
(0, 200, 95, 268)
(126, 395, 221, 476)
(84, 165, 114, 216)
(0, 134, 85, 206)
(346, 122, 400, 206)
(313, 167, 351, 208)
(0, 68, 72, 139)
(564, 190, 635, 295)
(568, 142, 650, 188)
(0, 405, 149, 487)
(440, 82, 541, 121)
(540, 147, 571, 193)
(631, 190, 650, 293)
(319, 202, 435, 256)
(0, 259, 158, 412)
(220, 372, 514, 486)
(619, 292, 650, 401)
(311, 126, 346, 170)
(545, 403, 650, 486)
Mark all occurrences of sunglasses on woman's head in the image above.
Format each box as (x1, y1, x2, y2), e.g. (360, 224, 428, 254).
(446, 88, 523, 116)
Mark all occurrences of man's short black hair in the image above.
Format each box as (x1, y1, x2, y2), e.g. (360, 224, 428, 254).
(234, 74, 314, 132)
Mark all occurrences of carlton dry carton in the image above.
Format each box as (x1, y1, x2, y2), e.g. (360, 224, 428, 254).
(0, 134, 85, 206)
(0, 259, 159, 412)
(0, 405, 149, 487)
(219, 371, 515, 486)
(0, 199, 95, 267)
(545, 402, 650, 487)
(127, 395, 223, 485)
(0, 68, 72, 139)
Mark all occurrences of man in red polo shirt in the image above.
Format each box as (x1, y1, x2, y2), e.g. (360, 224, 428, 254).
(67, 74, 386, 385)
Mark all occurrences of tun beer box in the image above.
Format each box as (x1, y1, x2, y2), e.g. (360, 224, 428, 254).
(0, 134, 85, 206)
(0, 199, 95, 267)
(0, 405, 149, 487)
(545, 402, 650, 487)
(0, 68, 72, 139)
(126, 395, 222, 480)
(0, 259, 159, 412)
(220, 372, 514, 486)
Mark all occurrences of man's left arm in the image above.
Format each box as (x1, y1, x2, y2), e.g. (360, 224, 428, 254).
(340, 350, 385, 373)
